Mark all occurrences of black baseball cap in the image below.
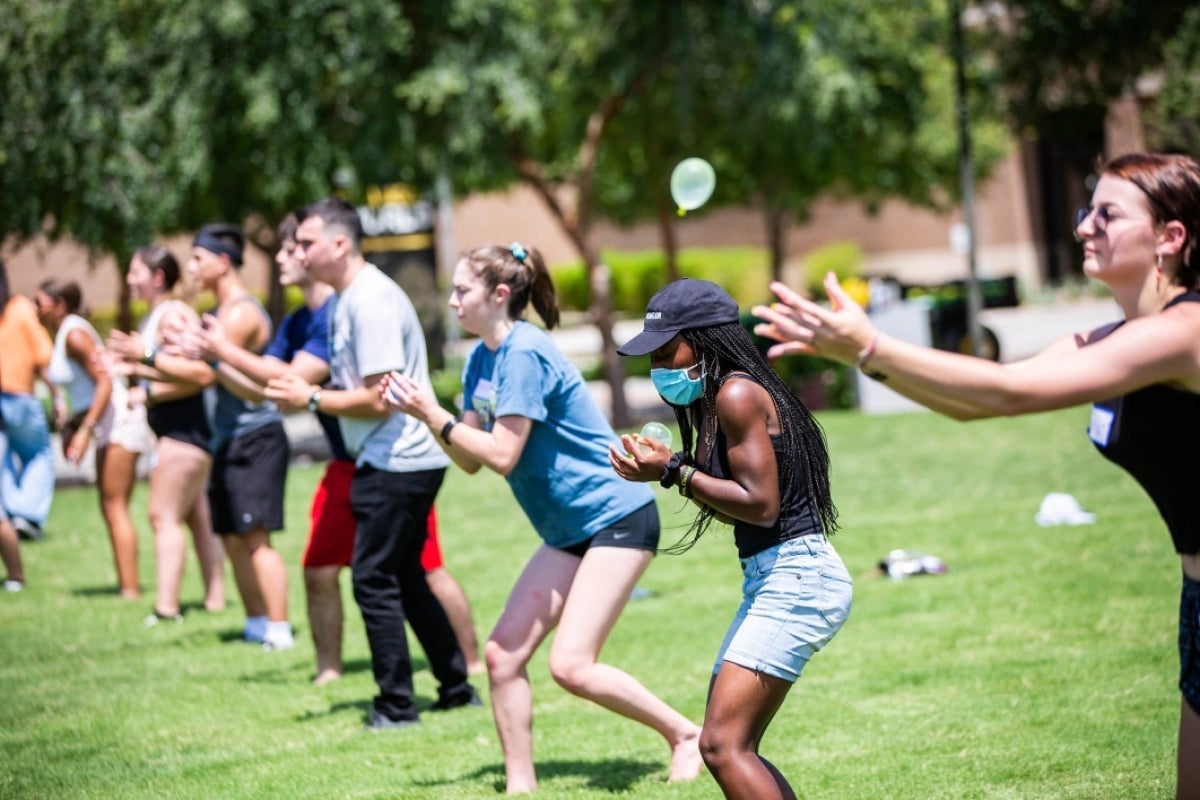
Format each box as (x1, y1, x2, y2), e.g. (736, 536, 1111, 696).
(617, 278, 741, 356)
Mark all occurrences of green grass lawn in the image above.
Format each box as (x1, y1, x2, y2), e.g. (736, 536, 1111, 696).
(0, 406, 1181, 799)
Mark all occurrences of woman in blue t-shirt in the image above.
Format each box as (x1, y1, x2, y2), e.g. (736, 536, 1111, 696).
(381, 243, 702, 794)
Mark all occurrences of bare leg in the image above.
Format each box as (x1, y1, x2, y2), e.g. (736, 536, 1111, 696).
(95, 444, 141, 599)
(183, 485, 225, 612)
(1179, 697, 1200, 800)
(549, 546, 703, 783)
(222, 534, 266, 619)
(305, 565, 343, 684)
(0, 518, 23, 584)
(427, 566, 484, 675)
(147, 439, 202, 616)
(700, 663, 796, 800)
(487, 545, 578, 794)
(243, 527, 288, 622)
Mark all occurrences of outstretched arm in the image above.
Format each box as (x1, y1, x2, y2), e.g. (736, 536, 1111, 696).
(753, 272, 1200, 419)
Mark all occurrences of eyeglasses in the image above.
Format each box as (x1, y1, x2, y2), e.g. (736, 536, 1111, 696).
(1073, 206, 1114, 242)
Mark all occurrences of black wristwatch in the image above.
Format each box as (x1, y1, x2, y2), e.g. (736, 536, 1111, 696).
(307, 390, 322, 412)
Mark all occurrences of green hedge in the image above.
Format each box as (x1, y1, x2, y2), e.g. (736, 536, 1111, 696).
(550, 246, 775, 316)
(549, 247, 852, 409)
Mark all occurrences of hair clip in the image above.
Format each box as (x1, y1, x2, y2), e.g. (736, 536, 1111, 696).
(509, 242, 528, 262)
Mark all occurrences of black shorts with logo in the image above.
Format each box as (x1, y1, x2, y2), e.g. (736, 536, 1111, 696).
(209, 421, 289, 535)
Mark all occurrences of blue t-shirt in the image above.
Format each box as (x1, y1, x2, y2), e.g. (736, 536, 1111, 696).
(462, 320, 655, 548)
(264, 298, 350, 462)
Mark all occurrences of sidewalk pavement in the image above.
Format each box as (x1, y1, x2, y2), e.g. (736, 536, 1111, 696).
(53, 297, 1123, 486)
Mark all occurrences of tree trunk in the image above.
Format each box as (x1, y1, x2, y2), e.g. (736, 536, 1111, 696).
(514, 163, 632, 429)
(658, 201, 680, 283)
(586, 255, 631, 428)
(766, 204, 787, 284)
(243, 218, 283, 325)
(116, 266, 133, 333)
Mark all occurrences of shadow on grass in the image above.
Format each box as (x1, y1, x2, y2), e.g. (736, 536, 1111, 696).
(412, 758, 663, 794)
(298, 684, 455, 724)
(71, 585, 128, 598)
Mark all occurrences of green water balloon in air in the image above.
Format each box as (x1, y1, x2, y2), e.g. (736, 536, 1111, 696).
(670, 157, 716, 216)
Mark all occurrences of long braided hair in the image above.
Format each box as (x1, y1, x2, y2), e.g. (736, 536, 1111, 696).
(665, 321, 838, 553)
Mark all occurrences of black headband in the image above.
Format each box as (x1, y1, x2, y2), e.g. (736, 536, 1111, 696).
(193, 231, 243, 265)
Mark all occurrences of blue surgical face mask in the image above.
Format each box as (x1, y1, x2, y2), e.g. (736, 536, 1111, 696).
(651, 362, 704, 407)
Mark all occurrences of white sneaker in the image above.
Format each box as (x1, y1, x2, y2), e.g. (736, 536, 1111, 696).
(3, 579, 23, 593)
(262, 631, 295, 652)
(144, 611, 183, 627)
(262, 620, 295, 651)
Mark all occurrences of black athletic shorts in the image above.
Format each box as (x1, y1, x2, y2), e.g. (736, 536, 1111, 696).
(209, 421, 290, 535)
(557, 501, 659, 558)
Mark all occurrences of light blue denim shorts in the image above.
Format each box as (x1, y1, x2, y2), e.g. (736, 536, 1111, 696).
(714, 534, 853, 682)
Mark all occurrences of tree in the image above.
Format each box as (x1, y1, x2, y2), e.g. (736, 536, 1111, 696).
(401, 1, 699, 426)
(1, 0, 421, 325)
(403, 1, 1014, 424)
(1145, 5, 1200, 155)
(983, 0, 1196, 140)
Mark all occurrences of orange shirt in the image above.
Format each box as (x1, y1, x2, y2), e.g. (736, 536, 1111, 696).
(0, 295, 53, 394)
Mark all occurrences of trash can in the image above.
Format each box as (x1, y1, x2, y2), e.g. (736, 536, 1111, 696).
(856, 298, 932, 415)
(898, 276, 1019, 361)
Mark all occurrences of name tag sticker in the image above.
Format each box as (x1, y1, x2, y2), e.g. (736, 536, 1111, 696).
(1088, 405, 1114, 447)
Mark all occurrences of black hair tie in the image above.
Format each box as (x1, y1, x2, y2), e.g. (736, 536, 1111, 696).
(660, 452, 685, 488)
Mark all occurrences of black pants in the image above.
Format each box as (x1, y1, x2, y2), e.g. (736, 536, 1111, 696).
(350, 465, 470, 720)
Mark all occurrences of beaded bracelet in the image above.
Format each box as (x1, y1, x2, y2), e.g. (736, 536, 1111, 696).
(677, 465, 696, 498)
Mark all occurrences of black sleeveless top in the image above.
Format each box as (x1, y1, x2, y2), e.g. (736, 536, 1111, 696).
(703, 374, 824, 559)
(1090, 291, 1200, 555)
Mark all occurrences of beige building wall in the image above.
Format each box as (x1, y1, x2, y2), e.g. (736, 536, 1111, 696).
(4, 148, 1041, 313)
(452, 148, 1041, 291)
(3, 234, 274, 319)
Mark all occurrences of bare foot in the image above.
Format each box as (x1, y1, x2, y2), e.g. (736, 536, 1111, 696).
(312, 669, 342, 686)
(119, 588, 141, 600)
(667, 727, 704, 783)
(505, 781, 536, 795)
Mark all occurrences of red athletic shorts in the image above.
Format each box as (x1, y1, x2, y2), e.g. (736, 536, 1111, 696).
(303, 459, 444, 571)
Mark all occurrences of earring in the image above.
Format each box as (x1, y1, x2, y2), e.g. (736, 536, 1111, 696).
(1157, 253, 1164, 273)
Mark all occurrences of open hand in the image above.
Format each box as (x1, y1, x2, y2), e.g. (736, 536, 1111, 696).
(751, 272, 876, 364)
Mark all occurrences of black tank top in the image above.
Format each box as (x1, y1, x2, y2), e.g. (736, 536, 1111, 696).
(704, 374, 824, 559)
(1090, 290, 1200, 555)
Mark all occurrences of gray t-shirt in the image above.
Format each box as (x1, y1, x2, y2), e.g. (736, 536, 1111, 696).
(329, 263, 449, 473)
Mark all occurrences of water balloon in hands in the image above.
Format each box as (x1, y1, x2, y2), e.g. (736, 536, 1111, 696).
(627, 420, 673, 457)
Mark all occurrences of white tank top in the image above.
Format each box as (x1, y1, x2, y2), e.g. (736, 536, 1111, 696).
(46, 314, 102, 412)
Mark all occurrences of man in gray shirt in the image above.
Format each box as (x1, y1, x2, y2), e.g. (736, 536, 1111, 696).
(268, 198, 477, 728)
